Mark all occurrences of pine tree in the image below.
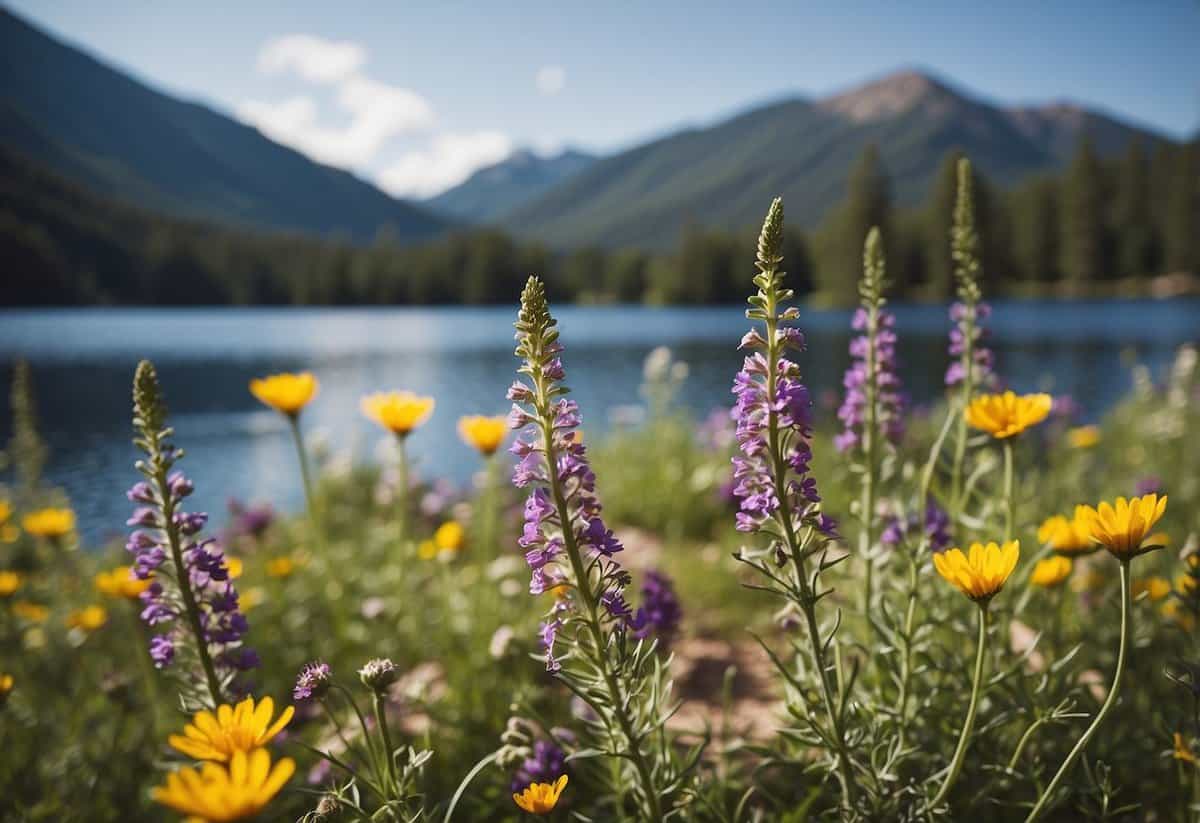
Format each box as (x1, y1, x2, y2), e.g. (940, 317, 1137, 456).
(1059, 136, 1110, 284)
(1163, 141, 1200, 274)
(925, 150, 963, 298)
(1112, 140, 1157, 278)
(821, 144, 891, 304)
(1011, 177, 1060, 283)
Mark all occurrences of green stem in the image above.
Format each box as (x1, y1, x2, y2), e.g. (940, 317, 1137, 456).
(156, 462, 223, 706)
(374, 692, 398, 793)
(949, 308, 977, 524)
(288, 415, 322, 539)
(1024, 560, 1132, 822)
(395, 434, 410, 547)
(479, 453, 498, 564)
(860, 301, 879, 630)
(1003, 439, 1015, 542)
(763, 289, 856, 813)
(895, 550, 920, 749)
(1007, 717, 1046, 772)
(930, 604, 989, 810)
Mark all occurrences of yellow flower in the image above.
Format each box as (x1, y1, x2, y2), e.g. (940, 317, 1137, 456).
(458, 415, 508, 456)
(21, 507, 75, 539)
(225, 557, 244, 579)
(361, 391, 435, 436)
(0, 524, 17, 543)
(417, 539, 438, 560)
(1175, 732, 1196, 764)
(249, 372, 318, 416)
(1066, 425, 1101, 449)
(513, 774, 568, 815)
(0, 673, 11, 706)
(0, 571, 21, 596)
(11, 600, 49, 622)
(94, 566, 152, 600)
(1080, 494, 1167, 558)
(1037, 506, 1098, 555)
(152, 748, 295, 822)
(933, 540, 1020, 603)
(240, 586, 265, 611)
(1029, 556, 1072, 588)
(964, 391, 1053, 439)
(1162, 600, 1196, 632)
(434, 521, 465, 553)
(265, 557, 295, 578)
(0, 500, 10, 526)
(66, 605, 108, 632)
(168, 696, 294, 763)
(1177, 573, 1197, 596)
(1132, 577, 1172, 601)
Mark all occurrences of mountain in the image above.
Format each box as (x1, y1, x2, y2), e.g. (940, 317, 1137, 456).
(500, 70, 1167, 249)
(426, 148, 596, 221)
(0, 8, 447, 243)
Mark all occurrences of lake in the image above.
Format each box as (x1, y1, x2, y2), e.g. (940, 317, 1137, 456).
(1, 299, 1196, 541)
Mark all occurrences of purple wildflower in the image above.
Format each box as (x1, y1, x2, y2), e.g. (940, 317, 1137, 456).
(227, 498, 275, 540)
(294, 661, 333, 702)
(835, 307, 906, 453)
(512, 740, 569, 793)
(879, 500, 952, 553)
(632, 570, 682, 643)
(945, 301, 994, 387)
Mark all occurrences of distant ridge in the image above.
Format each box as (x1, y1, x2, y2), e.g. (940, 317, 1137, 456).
(0, 7, 448, 243)
(499, 68, 1169, 249)
(426, 148, 596, 221)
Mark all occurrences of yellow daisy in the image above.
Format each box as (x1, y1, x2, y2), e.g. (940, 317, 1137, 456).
(152, 748, 294, 822)
(1029, 556, 1072, 588)
(249, 372, 319, 416)
(1066, 425, 1101, 449)
(66, 605, 108, 632)
(1079, 494, 1167, 558)
(0, 571, 21, 597)
(513, 774, 568, 815)
(964, 391, 1053, 439)
(1131, 577, 1172, 601)
(94, 566, 152, 600)
(434, 521, 465, 553)
(21, 507, 75, 540)
(11, 600, 49, 622)
(168, 696, 294, 763)
(933, 540, 1020, 603)
(458, 414, 508, 456)
(361, 391, 435, 437)
(1037, 506, 1097, 555)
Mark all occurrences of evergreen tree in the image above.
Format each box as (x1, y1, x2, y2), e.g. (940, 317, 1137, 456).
(1059, 137, 1111, 283)
(1010, 177, 1060, 283)
(1163, 141, 1199, 273)
(1112, 140, 1157, 278)
(925, 150, 963, 298)
(820, 144, 891, 304)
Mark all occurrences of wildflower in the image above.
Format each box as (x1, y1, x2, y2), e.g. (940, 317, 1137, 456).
(293, 661, 332, 702)
(129, 361, 256, 697)
(240, 587, 265, 611)
(834, 233, 906, 454)
(1067, 425, 1101, 449)
(632, 569, 683, 642)
(1134, 476, 1161, 496)
(168, 696, 294, 762)
(1080, 494, 1168, 558)
(1132, 577, 1171, 601)
(0, 571, 20, 596)
(512, 740, 568, 793)
(66, 605, 108, 632)
(358, 658, 399, 692)
(945, 300, 994, 388)
(933, 540, 1020, 603)
(1029, 556, 1073, 588)
(11, 600, 48, 622)
(225, 557, 244, 579)
(513, 774, 568, 815)
(0, 501, 16, 542)
(361, 391, 435, 437)
(964, 391, 1053, 439)
(94, 566, 152, 599)
(21, 507, 75, 539)
(1037, 507, 1096, 555)
(434, 521, 464, 554)
(265, 557, 296, 578)
(880, 500, 952, 553)
(1174, 732, 1196, 764)
(0, 673, 11, 706)
(1177, 573, 1197, 596)
(1163, 600, 1196, 632)
(227, 499, 275, 540)
(417, 540, 438, 560)
(152, 748, 295, 821)
(458, 414, 508, 456)
(249, 372, 318, 417)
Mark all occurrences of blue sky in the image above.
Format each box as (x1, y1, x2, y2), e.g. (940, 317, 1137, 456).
(8, 1, 1199, 197)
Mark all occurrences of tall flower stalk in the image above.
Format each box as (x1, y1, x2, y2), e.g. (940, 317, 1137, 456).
(249, 372, 321, 540)
(731, 198, 854, 813)
(130, 360, 255, 709)
(944, 158, 994, 523)
(362, 391, 435, 546)
(834, 226, 905, 622)
(509, 276, 682, 820)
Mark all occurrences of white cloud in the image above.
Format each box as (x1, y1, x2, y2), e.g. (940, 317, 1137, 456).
(536, 65, 566, 96)
(257, 34, 366, 85)
(378, 131, 514, 198)
(240, 34, 511, 198)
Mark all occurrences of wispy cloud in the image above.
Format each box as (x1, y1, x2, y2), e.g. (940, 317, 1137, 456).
(378, 131, 513, 198)
(536, 65, 566, 96)
(238, 34, 511, 198)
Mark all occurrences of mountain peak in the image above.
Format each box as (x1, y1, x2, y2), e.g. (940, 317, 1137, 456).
(820, 69, 963, 122)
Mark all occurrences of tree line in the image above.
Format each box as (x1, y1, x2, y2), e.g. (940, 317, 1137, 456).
(2, 138, 1197, 308)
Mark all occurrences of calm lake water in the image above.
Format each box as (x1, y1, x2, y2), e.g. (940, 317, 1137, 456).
(1, 299, 1196, 541)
